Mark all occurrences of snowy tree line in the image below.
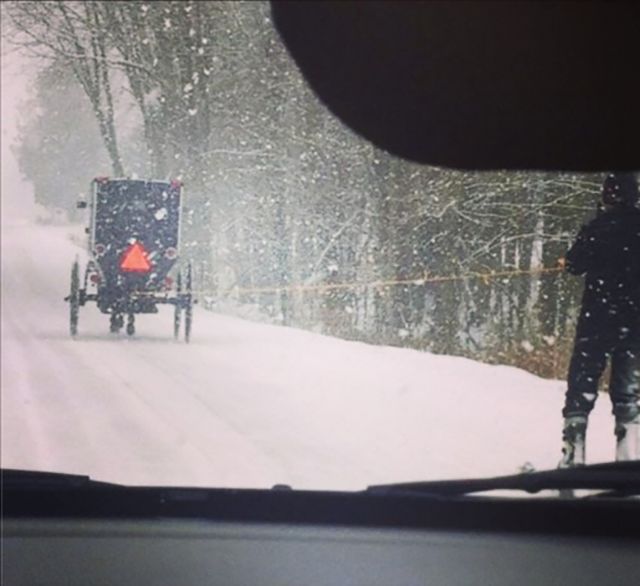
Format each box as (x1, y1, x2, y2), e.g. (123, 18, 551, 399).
(5, 1, 604, 377)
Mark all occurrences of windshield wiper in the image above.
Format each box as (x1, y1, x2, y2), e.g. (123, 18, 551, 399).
(366, 461, 640, 497)
(1, 469, 119, 490)
(5, 462, 639, 499)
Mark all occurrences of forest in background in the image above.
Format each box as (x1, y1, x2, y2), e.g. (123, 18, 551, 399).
(4, 1, 606, 379)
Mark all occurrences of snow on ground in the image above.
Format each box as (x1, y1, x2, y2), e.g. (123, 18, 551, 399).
(1, 220, 618, 491)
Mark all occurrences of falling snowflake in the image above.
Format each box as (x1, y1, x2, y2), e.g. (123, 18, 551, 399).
(521, 340, 534, 353)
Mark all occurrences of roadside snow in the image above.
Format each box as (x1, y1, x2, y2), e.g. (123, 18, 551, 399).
(1, 222, 617, 490)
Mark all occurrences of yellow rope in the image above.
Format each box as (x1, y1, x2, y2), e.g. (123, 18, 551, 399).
(159, 264, 565, 297)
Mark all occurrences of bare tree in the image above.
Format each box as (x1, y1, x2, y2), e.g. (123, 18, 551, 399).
(5, 1, 124, 175)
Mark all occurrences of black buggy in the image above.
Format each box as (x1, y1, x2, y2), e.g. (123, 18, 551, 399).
(66, 178, 194, 341)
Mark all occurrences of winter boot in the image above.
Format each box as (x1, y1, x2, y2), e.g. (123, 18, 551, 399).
(559, 415, 587, 468)
(615, 414, 640, 461)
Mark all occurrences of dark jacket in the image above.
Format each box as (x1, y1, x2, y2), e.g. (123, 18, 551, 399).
(566, 206, 640, 334)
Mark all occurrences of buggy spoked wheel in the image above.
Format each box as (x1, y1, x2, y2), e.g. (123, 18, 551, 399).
(173, 264, 193, 342)
(174, 272, 182, 340)
(69, 260, 80, 337)
(184, 262, 193, 343)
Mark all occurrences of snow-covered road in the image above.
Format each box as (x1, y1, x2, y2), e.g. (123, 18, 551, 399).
(1, 222, 617, 490)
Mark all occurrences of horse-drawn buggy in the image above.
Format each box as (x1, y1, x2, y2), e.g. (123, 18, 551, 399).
(66, 177, 194, 341)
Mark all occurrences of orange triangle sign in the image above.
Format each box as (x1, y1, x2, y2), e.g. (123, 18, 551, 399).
(120, 242, 152, 273)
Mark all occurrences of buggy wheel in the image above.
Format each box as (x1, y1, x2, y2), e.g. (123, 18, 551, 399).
(174, 272, 182, 340)
(184, 262, 193, 343)
(69, 260, 80, 337)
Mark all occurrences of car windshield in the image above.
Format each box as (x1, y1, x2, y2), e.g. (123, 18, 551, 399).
(1, 1, 638, 492)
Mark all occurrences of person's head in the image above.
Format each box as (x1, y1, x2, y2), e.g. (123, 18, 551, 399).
(601, 172, 639, 208)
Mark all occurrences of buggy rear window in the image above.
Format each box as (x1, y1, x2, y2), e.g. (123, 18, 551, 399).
(94, 181, 180, 252)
